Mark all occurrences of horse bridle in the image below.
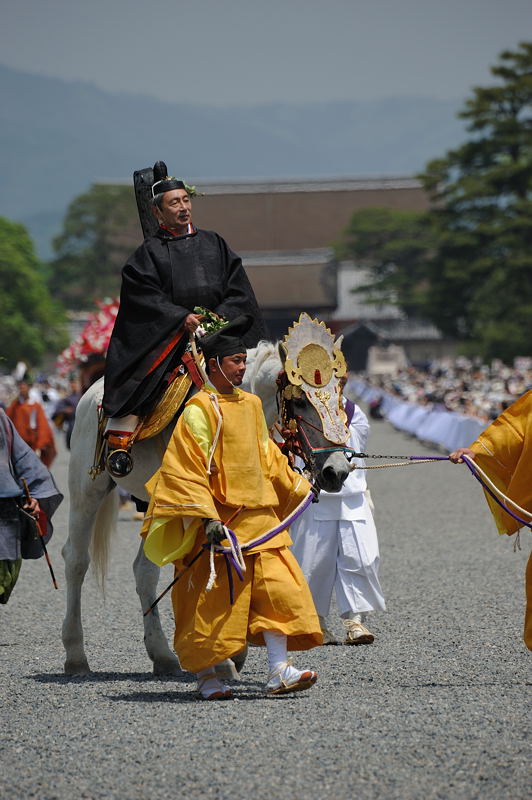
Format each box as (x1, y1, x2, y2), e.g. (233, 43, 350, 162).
(275, 370, 352, 477)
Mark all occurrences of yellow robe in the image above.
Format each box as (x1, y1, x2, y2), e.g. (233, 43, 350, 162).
(142, 386, 322, 672)
(469, 390, 532, 650)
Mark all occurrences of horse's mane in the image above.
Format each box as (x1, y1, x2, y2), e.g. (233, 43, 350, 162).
(246, 340, 280, 391)
(244, 340, 282, 429)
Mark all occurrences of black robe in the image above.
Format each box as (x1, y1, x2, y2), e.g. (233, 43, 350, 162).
(102, 227, 265, 418)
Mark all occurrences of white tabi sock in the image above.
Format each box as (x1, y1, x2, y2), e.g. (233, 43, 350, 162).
(341, 611, 367, 624)
(263, 630, 305, 686)
(196, 666, 230, 699)
(264, 630, 288, 671)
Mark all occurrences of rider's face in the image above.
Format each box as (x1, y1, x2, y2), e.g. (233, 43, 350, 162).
(156, 189, 192, 233)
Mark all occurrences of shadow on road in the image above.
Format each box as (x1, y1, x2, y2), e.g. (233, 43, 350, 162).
(106, 688, 310, 703)
(28, 671, 191, 684)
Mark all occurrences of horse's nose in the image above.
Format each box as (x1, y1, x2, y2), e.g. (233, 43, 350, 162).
(321, 464, 348, 492)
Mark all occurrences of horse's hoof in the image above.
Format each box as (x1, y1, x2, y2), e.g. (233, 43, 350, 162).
(153, 658, 182, 676)
(231, 646, 248, 674)
(64, 659, 91, 676)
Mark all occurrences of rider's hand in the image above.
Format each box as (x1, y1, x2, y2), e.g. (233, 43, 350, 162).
(203, 519, 226, 545)
(184, 313, 204, 333)
(22, 496, 40, 517)
(449, 447, 476, 463)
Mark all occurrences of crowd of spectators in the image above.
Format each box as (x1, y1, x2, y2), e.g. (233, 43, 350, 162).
(0, 373, 81, 449)
(362, 356, 532, 422)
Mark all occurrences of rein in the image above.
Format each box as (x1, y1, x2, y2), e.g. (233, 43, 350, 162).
(276, 370, 531, 529)
(143, 489, 317, 615)
(461, 454, 532, 531)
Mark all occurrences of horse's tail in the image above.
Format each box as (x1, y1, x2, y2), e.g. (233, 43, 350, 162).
(90, 487, 119, 589)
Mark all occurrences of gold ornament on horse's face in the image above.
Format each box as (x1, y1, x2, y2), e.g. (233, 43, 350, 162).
(282, 313, 349, 445)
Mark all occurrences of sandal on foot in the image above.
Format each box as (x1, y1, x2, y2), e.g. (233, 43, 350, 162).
(197, 674, 233, 700)
(342, 619, 375, 645)
(265, 660, 318, 696)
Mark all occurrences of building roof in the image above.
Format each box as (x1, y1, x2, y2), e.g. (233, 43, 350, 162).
(99, 173, 429, 253)
(100, 174, 423, 194)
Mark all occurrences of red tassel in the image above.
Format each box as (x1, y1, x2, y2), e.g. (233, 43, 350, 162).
(314, 369, 322, 385)
(181, 352, 205, 388)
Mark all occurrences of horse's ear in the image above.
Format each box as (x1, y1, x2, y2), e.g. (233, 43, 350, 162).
(278, 342, 287, 366)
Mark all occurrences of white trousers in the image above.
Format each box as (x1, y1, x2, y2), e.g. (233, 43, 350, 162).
(291, 512, 385, 618)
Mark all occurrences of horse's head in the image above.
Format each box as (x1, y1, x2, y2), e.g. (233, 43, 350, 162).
(276, 314, 351, 493)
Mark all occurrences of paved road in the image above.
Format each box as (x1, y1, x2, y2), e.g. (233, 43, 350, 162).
(1, 411, 530, 800)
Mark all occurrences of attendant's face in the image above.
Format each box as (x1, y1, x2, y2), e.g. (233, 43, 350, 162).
(156, 189, 192, 232)
(210, 353, 247, 387)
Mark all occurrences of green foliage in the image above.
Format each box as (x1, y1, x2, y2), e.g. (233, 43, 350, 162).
(419, 41, 532, 361)
(0, 217, 67, 368)
(48, 184, 138, 309)
(336, 42, 532, 362)
(334, 207, 434, 317)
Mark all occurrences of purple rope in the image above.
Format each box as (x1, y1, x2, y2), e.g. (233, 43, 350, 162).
(223, 553, 235, 605)
(462, 457, 532, 531)
(410, 455, 531, 529)
(209, 490, 316, 604)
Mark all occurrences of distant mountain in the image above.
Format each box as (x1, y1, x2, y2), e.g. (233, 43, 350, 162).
(0, 64, 465, 258)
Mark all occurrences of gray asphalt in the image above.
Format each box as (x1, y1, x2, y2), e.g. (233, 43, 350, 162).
(1, 407, 530, 800)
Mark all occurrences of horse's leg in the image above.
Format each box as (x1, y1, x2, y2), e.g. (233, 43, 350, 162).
(133, 541, 182, 675)
(133, 541, 247, 678)
(61, 503, 97, 675)
(62, 458, 117, 675)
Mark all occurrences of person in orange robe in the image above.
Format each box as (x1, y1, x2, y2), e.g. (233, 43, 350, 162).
(142, 316, 322, 700)
(450, 389, 532, 650)
(5, 380, 57, 468)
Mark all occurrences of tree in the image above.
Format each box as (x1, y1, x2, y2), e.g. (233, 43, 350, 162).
(0, 217, 67, 368)
(336, 42, 532, 362)
(49, 184, 138, 309)
(334, 207, 434, 317)
(420, 41, 532, 361)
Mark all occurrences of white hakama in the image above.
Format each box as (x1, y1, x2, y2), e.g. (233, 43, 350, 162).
(291, 402, 385, 618)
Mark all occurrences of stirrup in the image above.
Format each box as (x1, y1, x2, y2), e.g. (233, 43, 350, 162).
(105, 432, 135, 478)
(106, 448, 133, 478)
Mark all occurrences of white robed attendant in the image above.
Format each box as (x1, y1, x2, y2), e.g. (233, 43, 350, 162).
(291, 399, 385, 644)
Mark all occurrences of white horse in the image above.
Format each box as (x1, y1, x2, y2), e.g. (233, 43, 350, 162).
(61, 342, 350, 676)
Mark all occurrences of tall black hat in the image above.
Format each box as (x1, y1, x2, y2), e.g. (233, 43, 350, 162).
(200, 315, 253, 362)
(133, 160, 190, 239)
(151, 160, 186, 197)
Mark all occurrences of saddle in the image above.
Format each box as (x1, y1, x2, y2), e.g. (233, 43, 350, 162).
(90, 357, 204, 480)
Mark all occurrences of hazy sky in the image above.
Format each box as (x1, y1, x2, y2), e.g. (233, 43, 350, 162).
(2, 0, 531, 106)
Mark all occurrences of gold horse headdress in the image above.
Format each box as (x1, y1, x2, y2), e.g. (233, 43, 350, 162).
(281, 313, 348, 444)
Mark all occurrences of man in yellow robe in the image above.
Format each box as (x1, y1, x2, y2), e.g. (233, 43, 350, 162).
(450, 389, 532, 650)
(142, 315, 322, 699)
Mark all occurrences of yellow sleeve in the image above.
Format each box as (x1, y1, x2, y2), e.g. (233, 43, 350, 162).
(470, 390, 532, 535)
(141, 411, 219, 565)
(143, 516, 203, 567)
(182, 403, 213, 460)
(267, 437, 312, 517)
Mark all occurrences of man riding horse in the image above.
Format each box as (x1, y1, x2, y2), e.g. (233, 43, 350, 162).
(102, 161, 264, 477)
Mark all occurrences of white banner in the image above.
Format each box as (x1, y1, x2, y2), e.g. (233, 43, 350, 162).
(348, 379, 487, 452)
